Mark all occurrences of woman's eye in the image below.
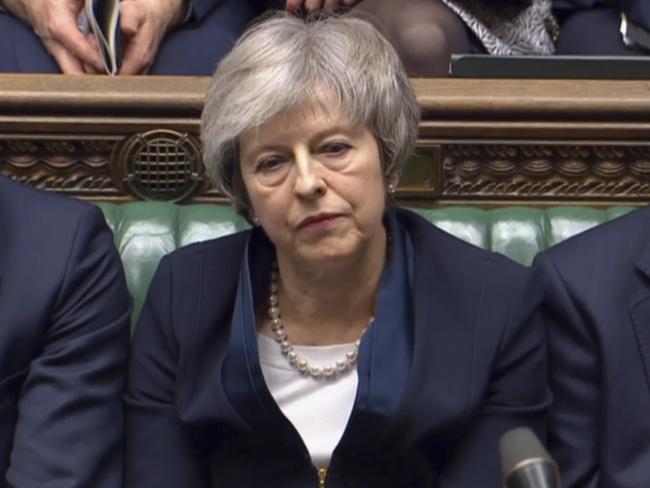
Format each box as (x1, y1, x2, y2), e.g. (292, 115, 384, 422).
(257, 156, 285, 172)
(320, 142, 350, 156)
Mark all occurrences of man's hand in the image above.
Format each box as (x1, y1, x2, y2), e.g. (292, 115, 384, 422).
(119, 0, 186, 75)
(286, 0, 361, 12)
(3, 0, 105, 74)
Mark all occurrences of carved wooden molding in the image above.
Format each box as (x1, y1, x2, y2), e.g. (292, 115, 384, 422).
(0, 133, 218, 202)
(442, 144, 650, 200)
(4, 137, 650, 203)
(0, 137, 120, 198)
(2, 76, 650, 205)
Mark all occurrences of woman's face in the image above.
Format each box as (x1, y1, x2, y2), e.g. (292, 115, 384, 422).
(239, 103, 387, 267)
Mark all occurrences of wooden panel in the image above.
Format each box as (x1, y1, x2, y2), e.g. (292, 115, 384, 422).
(1, 74, 650, 205)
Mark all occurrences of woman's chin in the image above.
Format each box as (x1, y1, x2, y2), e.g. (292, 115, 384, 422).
(292, 241, 360, 267)
(281, 228, 384, 269)
(299, 248, 354, 265)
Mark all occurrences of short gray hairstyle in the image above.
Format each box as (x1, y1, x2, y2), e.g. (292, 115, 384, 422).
(201, 11, 421, 217)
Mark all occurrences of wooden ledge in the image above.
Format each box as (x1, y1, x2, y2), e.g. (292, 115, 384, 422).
(412, 78, 650, 121)
(1, 74, 650, 122)
(1, 75, 650, 205)
(0, 74, 210, 115)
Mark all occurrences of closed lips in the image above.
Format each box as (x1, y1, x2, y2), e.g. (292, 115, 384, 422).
(298, 213, 343, 228)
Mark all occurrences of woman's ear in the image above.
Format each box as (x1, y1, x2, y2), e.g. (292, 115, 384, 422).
(386, 173, 399, 195)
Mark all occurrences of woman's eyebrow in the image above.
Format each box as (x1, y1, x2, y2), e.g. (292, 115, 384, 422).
(309, 124, 358, 143)
(240, 144, 287, 166)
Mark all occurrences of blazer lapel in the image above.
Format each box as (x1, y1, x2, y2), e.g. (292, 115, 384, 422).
(387, 210, 488, 447)
(332, 211, 413, 462)
(220, 230, 306, 449)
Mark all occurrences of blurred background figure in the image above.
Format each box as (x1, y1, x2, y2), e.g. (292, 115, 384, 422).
(355, 0, 555, 76)
(0, 0, 263, 74)
(0, 173, 131, 487)
(554, 0, 650, 54)
(0, 0, 555, 76)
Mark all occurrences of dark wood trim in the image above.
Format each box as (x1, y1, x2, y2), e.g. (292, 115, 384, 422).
(1, 75, 650, 206)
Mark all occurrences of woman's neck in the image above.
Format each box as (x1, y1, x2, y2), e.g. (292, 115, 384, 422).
(269, 227, 387, 346)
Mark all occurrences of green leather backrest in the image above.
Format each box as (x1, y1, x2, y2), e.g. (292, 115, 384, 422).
(97, 202, 634, 326)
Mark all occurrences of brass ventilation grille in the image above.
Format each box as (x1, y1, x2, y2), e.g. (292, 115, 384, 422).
(112, 129, 204, 202)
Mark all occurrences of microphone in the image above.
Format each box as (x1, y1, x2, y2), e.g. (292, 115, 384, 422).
(499, 427, 560, 488)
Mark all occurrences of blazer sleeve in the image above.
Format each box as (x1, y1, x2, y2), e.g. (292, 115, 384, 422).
(440, 262, 551, 487)
(125, 256, 208, 487)
(7, 205, 131, 488)
(533, 252, 600, 488)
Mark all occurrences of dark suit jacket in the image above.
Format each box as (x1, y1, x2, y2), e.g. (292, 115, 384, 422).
(534, 205, 650, 488)
(0, 175, 131, 487)
(554, 0, 650, 30)
(126, 207, 549, 487)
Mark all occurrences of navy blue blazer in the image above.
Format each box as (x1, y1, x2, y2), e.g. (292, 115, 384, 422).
(126, 207, 549, 487)
(0, 176, 131, 487)
(534, 205, 650, 488)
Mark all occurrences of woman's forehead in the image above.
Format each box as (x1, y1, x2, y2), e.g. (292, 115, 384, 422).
(244, 100, 357, 143)
(280, 100, 351, 128)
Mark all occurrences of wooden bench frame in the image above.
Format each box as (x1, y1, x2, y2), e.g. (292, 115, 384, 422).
(1, 74, 650, 206)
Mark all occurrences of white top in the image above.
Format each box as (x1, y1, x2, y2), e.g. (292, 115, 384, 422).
(257, 333, 358, 469)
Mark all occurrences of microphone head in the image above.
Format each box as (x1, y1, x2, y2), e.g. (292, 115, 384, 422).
(499, 427, 560, 488)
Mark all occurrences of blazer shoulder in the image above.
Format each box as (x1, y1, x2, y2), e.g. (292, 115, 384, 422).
(164, 230, 250, 264)
(397, 207, 526, 273)
(399, 208, 531, 325)
(158, 230, 250, 291)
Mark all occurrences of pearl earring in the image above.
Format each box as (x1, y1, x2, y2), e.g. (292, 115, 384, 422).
(387, 183, 397, 194)
(252, 216, 261, 226)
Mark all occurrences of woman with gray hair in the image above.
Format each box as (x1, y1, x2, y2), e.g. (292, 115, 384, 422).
(125, 12, 549, 487)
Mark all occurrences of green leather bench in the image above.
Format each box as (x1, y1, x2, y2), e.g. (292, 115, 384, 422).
(97, 202, 635, 326)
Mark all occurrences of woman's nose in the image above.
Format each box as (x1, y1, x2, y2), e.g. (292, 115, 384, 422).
(293, 150, 326, 198)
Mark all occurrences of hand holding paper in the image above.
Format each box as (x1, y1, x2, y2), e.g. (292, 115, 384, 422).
(3, 0, 104, 73)
(119, 0, 186, 75)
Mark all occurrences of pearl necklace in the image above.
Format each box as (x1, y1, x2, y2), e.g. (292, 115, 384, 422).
(268, 262, 373, 379)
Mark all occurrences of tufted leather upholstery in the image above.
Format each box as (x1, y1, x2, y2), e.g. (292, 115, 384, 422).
(97, 203, 634, 326)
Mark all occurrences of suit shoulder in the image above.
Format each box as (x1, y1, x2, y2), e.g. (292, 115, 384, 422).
(0, 175, 94, 222)
(534, 207, 650, 299)
(544, 206, 650, 266)
(0, 178, 110, 264)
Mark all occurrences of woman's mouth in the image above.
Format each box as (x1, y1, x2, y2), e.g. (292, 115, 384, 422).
(297, 213, 343, 230)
